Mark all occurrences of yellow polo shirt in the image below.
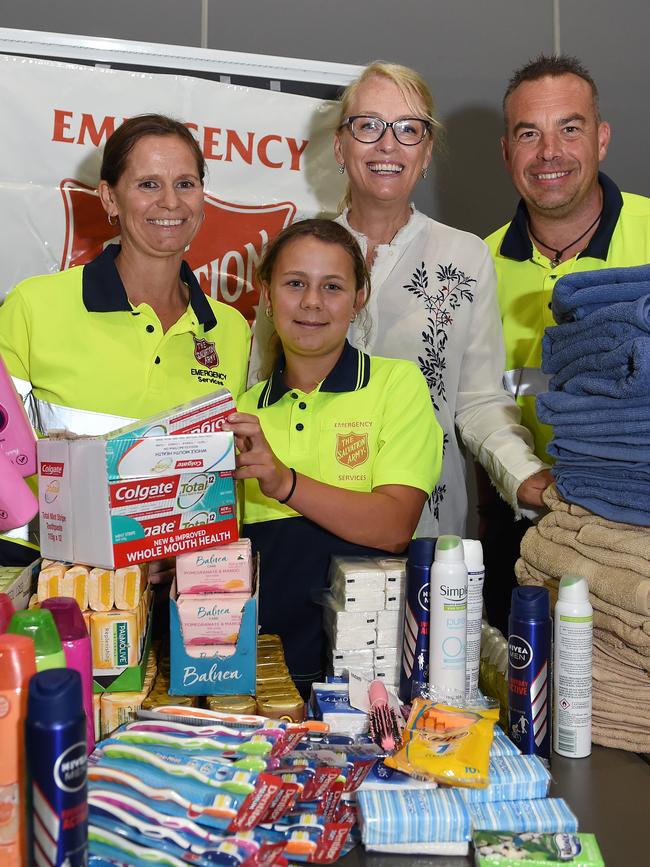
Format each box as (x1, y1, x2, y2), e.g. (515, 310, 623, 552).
(239, 342, 443, 525)
(486, 173, 650, 460)
(0, 244, 250, 435)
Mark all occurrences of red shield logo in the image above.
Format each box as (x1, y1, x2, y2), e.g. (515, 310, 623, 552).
(335, 432, 369, 468)
(59, 180, 296, 323)
(193, 337, 219, 369)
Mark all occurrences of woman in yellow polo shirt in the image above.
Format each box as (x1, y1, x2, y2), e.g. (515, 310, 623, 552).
(224, 219, 442, 696)
(0, 113, 250, 564)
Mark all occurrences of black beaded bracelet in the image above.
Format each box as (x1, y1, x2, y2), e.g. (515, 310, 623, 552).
(277, 467, 297, 504)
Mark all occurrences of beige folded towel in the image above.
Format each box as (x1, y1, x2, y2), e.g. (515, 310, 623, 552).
(592, 721, 650, 752)
(593, 632, 650, 674)
(516, 559, 650, 648)
(519, 526, 650, 615)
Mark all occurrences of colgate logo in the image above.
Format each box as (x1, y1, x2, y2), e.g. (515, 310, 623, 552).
(110, 476, 179, 507)
(40, 462, 64, 477)
(175, 459, 203, 469)
(59, 182, 296, 322)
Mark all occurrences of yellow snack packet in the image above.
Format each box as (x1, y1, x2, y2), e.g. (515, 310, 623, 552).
(384, 698, 498, 788)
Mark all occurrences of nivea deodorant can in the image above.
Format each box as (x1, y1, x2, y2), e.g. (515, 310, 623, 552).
(26, 668, 87, 865)
(508, 586, 552, 765)
(399, 537, 435, 703)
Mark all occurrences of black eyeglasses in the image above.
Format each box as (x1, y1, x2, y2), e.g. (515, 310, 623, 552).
(341, 115, 431, 146)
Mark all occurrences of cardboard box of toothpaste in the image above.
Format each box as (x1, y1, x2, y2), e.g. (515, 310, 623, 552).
(38, 391, 238, 569)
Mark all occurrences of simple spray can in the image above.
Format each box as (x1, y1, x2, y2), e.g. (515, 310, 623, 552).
(463, 539, 484, 700)
(26, 668, 88, 866)
(508, 586, 552, 764)
(553, 575, 593, 758)
(429, 535, 467, 702)
(0, 634, 36, 866)
(399, 537, 435, 703)
(41, 598, 95, 753)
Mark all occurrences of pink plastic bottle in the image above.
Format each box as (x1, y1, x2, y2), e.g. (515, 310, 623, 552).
(40, 598, 95, 753)
(0, 451, 38, 533)
(0, 357, 36, 476)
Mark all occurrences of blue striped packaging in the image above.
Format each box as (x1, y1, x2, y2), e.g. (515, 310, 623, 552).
(491, 725, 521, 756)
(357, 787, 472, 845)
(469, 797, 579, 833)
(461, 754, 550, 803)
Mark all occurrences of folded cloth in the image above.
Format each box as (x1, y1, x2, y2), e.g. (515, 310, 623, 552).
(518, 526, 650, 616)
(594, 630, 650, 670)
(554, 474, 650, 527)
(548, 337, 650, 398)
(543, 482, 650, 543)
(516, 559, 650, 648)
(592, 721, 650, 752)
(548, 437, 650, 463)
(552, 264, 650, 323)
(542, 295, 650, 371)
(537, 390, 650, 423)
(468, 798, 578, 833)
(364, 842, 469, 855)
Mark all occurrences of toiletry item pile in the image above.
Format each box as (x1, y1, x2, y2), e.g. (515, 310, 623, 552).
(175, 540, 253, 656)
(326, 556, 406, 687)
(86, 706, 380, 865)
(31, 560, 151, 672)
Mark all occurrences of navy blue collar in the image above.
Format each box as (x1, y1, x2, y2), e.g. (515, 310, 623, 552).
(82, 244, 217, 331)
(257, 340, 371, 408)
(499, 172, 623, 262)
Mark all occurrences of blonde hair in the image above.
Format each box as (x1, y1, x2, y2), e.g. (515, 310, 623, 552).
(336, 61, 444, 211)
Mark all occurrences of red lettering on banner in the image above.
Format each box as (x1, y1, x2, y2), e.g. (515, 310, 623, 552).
(203, 127, 223, 161)
(258, 134, 283, 169)
(52, 109, 75, 143)
(226, 130, 254, 165)
(288, 138, 309, 171)
(78, 113, 116, 146)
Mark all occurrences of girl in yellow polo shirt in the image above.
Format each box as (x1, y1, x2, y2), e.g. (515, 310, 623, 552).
(224, 219, 442, 696)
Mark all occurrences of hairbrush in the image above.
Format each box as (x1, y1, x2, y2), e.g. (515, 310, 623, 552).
(367, 679, 402, 752)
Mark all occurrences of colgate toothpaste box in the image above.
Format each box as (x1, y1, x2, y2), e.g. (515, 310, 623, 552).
(37, 391, 238, 569)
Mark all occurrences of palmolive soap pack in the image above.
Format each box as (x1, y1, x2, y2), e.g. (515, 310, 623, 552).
(38, 390, 238, 569)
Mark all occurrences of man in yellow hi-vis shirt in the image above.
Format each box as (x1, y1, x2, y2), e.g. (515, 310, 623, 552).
(483, 54, 650, 631)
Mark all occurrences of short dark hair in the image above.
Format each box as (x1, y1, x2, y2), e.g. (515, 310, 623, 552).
(256, 218, 371, 300)
(100, 113, 205, 186)
(503, 54, 600, 122)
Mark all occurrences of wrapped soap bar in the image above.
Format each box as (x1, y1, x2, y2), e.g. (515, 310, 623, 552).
(459, 754, 550, 803)
(469, 797, 579, 833)
(176, 593, 249, 645)
(357, 787, 472, 846)
(91, 609, 140, 668)
(37, 562, 65, 602)
(114, 565, 145, 610)
(61, 565, 89, 610)
(88, 567, 114, 611)
(176, 540, 252, 594)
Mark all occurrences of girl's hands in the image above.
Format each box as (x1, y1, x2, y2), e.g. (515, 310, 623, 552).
(222, 412, 294, 502)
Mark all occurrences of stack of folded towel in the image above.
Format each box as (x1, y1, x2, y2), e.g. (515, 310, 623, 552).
(539, 264, 650, 525)
(516, 485, 650, 752)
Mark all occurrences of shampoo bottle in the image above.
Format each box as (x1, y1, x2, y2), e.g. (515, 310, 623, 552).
(429, 534, 467, 702)
(553, 574, 593, 758)
(7, 608, 66, 671)
(0, 633, 36, 866)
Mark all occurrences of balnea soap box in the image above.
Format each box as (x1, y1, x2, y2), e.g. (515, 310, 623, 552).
(38, 390, 238, 569)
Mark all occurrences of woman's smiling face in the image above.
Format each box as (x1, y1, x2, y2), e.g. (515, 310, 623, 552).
(334, 75, 433, 210)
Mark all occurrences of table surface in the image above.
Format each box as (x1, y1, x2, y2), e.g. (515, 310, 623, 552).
(336, 746, 650, 866)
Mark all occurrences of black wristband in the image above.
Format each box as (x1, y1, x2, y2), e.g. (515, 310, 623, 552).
(277, 467, 297, 504)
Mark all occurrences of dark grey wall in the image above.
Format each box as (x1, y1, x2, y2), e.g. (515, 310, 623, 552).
(2, 0, 649, 236)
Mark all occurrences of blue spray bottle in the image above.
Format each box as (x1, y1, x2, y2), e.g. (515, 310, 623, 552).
(25, 668, 88, 865)
(508, 586, 552, 765)
(399, 537, 435, 702)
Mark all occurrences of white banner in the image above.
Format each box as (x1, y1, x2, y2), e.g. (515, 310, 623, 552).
(0, 54, 346, 321)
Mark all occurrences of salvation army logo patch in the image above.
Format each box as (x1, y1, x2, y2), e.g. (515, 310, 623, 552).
(335, 432, 369, 468)
(59, 180, 296, 323)
(193, 337, 219, 369)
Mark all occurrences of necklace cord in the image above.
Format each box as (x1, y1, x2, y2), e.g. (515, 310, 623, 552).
(528, 208, 603, 267)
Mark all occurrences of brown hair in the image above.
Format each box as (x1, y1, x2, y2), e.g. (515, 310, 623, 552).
(100, 113, 206, 186)
(336, 61, 444, 211)
(503, 54, 601, 125)
(256, 219, 371, 377)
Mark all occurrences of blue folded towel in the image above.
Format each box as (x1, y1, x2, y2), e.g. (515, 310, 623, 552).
(554, 474, 650, 526)
(548, 337, 650, 397)
(552, 264, 650, 323)
(548, 418, 650, 439)
(542, 296, 650, 373)
(537, 391, 650, 424)
(548, 437, 650, 462)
